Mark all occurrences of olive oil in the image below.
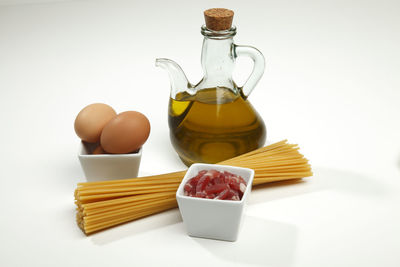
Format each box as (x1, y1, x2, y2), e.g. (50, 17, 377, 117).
(168, 87, 266, 166)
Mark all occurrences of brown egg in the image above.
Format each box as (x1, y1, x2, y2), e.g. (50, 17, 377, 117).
(92, 144, 107, 155)
(100, 111, 151, 154)
(74, 103, 117, 143)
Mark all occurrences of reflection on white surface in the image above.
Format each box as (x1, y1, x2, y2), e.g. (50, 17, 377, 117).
(193, 216, 298, 267)
(249, 167, 389, 206)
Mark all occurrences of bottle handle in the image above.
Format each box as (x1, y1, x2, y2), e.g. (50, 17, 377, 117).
(233, 44, 265, 97)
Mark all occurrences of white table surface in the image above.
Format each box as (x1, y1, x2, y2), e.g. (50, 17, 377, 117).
(1, 0, 399, 266)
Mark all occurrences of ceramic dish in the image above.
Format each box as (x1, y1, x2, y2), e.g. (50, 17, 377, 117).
(78, 142, 142, 182)
(176, 163, 254, 241)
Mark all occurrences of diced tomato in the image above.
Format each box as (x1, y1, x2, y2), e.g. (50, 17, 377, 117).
(189, 176, 199, 186)
(213, 174, 225, 185)
(216, 188, 229, 200)
(198, 170, 207, 176)
(196, 175, 211, 192)
(205, 193, 216, 199)
(228, 178, 240, 191)
(223, 171, 233, 176)
(207, 169, 220, 179)
(184, 183, 192, 193)
(205, 183, 228, 194)
(183, 169, 247, 201)
(228, 189, 239, 200)
(231, 195, 240, 201)
(195, 191, 207, 198)
(190, 185, 196, 196)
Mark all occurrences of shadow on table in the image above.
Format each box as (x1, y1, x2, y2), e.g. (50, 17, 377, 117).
(398, 153, 400, 171)
(249, 167, 387, 205)
(88, 167, 386, 246)
(193, 216, 298, 267)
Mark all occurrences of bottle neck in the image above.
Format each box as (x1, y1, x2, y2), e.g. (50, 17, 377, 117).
(201, 36, 235, 86)
(198, 25, 237, 90)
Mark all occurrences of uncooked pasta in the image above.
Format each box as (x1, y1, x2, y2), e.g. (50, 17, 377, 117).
(75, 140, 312, 234)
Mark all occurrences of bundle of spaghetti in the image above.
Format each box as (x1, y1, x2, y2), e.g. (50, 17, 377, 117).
(75, 140, 312, 234)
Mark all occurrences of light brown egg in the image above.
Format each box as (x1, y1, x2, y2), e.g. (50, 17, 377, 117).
(100, 111, 151, 154)
(92, 144, 107, 155)
(74, 103, 117, 143)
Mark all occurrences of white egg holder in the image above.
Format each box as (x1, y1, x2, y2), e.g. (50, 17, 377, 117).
(78, 142, 142, 182)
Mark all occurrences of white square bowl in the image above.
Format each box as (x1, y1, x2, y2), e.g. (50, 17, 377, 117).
(176, 163, 254, 242)
(78, 142, 142, 182)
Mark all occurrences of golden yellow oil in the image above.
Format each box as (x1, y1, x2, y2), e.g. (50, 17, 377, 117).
(168, 87, 266, 166)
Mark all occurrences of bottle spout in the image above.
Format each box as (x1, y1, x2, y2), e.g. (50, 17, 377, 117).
(156, 58, 194, 98)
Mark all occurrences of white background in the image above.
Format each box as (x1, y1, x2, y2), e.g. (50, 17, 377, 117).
(0, 0, 399, 266)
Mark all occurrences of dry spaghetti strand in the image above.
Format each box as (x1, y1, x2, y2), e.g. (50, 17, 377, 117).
(75, 140, 313, 234)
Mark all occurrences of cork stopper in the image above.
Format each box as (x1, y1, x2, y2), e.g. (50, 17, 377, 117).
(204, 8, 234, 31)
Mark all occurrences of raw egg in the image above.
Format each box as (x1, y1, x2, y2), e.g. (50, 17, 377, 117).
(100, 111, 151, 154)
(74, 103, 117, 143)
